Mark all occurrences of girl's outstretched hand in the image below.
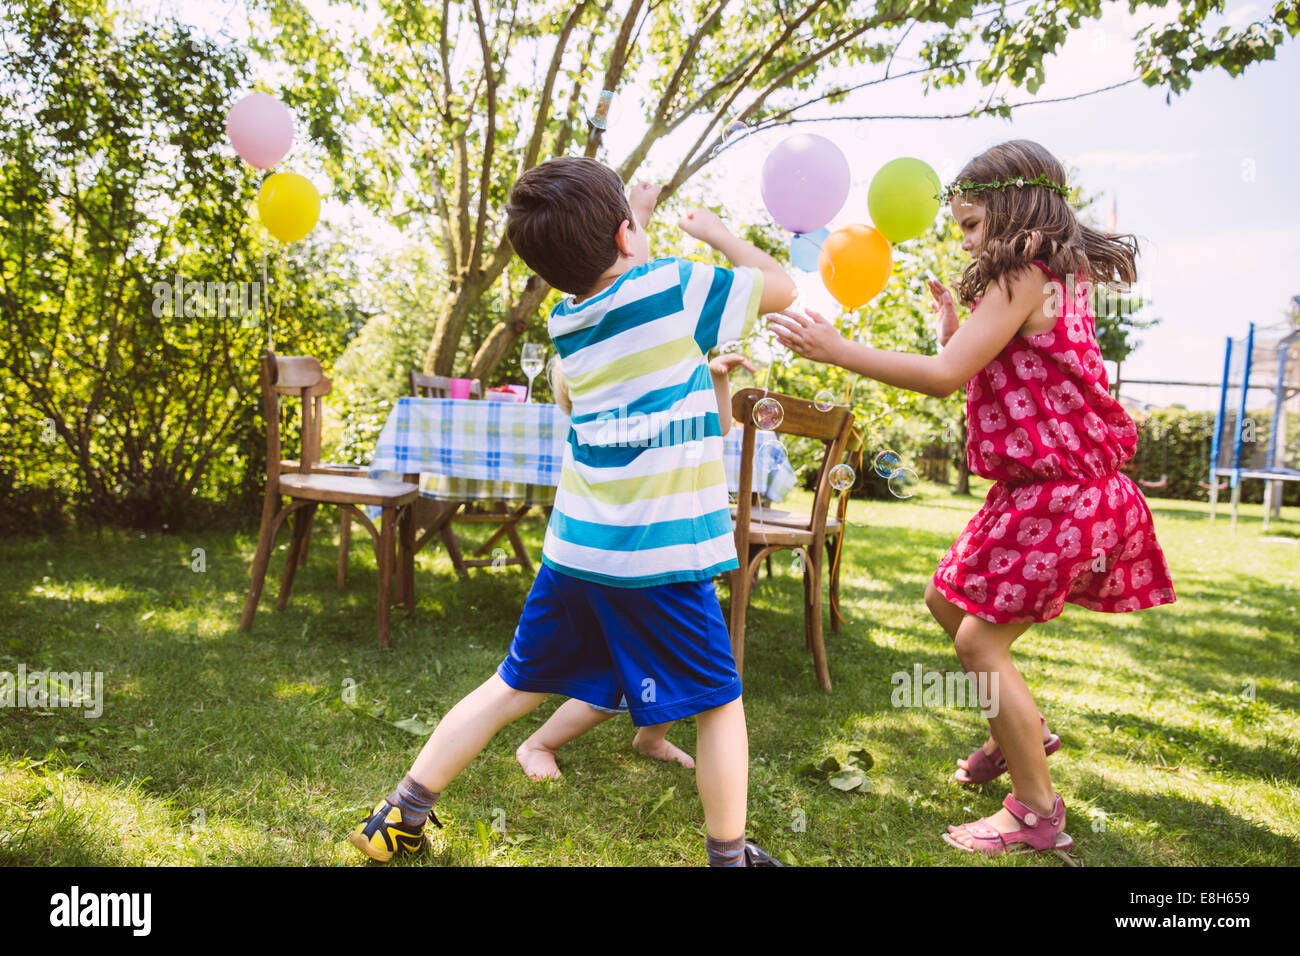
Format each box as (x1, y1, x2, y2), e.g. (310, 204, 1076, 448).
(708, 352, 757, 378)
(767, 308, 843, 365)
(929, 278, 960, 346)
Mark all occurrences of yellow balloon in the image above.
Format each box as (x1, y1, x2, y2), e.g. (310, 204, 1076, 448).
(256, 172, 320, 243)
(818, 224, 892, 309)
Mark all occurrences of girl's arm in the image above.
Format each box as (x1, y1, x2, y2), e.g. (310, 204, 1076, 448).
(708, 353, 756, 434)
(768, 268, 1048, 398)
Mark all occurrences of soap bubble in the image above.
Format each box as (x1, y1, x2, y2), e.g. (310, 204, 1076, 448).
(829, 463, 855, 492)
(814, 389, 836, 412)
(888, 467, 919, 499)
(710, 120, 749, 158)
(753, 396, 784, 430)
(873, 450, 901, 478)
(587, 90, 615, 130)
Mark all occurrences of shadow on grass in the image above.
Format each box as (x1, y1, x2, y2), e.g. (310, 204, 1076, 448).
(1073, 785, 1300, 864)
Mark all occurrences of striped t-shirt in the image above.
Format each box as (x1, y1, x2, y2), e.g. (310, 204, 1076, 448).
(542, 256, 764, 587)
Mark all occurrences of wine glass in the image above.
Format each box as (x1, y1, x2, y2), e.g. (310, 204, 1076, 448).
(520, 343, 545, 403)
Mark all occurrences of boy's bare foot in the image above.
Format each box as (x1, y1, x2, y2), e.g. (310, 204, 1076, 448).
(632, 730, 696, 769)
(516, 739, 562, 780)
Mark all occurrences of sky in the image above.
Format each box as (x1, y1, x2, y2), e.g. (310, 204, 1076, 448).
(163, 0, 1299, 411)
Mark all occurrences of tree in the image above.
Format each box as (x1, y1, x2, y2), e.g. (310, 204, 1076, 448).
(253, 0, 1297, 383)
(0, 0, 362, 529)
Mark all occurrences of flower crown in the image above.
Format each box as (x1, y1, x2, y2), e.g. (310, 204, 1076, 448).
(940, 172, 1069, 203)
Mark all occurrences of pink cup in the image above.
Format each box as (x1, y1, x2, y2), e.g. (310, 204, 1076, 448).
(448, 377, 472, 400)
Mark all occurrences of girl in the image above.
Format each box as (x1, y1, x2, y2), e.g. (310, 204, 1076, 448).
(769, 140, 1175, 856)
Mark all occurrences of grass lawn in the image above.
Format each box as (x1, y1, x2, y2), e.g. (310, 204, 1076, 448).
(1, 480, 1297, 866)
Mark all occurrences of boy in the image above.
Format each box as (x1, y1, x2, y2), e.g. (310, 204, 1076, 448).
(350, 156, 797, 866)
(515, 347, 755, 781)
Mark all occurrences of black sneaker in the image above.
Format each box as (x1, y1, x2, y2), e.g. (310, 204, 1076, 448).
(743, 841, 785, 866)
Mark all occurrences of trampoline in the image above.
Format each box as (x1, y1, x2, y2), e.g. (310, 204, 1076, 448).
(1208, 303, 1300, 530)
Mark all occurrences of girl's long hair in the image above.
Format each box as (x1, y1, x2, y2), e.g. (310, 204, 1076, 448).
(952, 140, 1139, 308)
(547, 353, 571, 414)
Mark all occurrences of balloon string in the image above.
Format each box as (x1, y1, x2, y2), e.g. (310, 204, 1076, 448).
(830, 508, 849, 626)
(820, 246, 835, 281)
(828, 441, 864, 626)
(269, 245, 284, 353)
(261, 248, 271, 352)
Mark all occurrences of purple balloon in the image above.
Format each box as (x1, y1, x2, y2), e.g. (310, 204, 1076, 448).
(226, 93, 294, 170)
(760, 134, 850, 234)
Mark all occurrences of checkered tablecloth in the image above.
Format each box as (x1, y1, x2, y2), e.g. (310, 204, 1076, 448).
(367, 397, 797, 506)
(368, 397, 565, 506)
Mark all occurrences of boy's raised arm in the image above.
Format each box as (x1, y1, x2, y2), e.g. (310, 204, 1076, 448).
(679, 208, 797, 314)
(628, 182, 661, 229)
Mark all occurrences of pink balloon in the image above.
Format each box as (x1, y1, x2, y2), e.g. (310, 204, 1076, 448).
(760, 134, 850, 235)
(226, 93, 294, 170)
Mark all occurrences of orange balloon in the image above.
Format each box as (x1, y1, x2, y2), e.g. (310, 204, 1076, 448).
(818, 224, 892, 309)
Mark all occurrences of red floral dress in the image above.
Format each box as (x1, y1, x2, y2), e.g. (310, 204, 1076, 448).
(933, 260, 1176, 624)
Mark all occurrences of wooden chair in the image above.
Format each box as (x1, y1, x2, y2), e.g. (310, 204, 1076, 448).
(726, 388, 854, 691)
(746, 449, 853, 631)
(276, 373, 369, 584)
(410, 371, 483, 400)
(240, 351, 419, 647)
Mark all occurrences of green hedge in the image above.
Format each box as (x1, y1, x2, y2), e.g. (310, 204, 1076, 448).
(792, 406, 1299, 508)
(1126, 407, 1299, 506)
(0, 13, 363, 534)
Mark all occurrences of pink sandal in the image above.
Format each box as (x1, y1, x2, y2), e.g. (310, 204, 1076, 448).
(942, 793, 1073, 856)
(954, 711, 1061, 785)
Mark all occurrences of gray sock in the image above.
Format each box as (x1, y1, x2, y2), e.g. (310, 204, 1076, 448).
(387, 774, 439, 828)
(706, 833, 747, 867)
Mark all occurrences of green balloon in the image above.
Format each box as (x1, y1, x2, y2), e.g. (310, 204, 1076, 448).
(868, 157, 942, 244)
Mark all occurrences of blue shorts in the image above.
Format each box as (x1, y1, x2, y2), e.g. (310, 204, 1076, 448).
(497, 564, 741, 726)
(589, 696, 628, 716)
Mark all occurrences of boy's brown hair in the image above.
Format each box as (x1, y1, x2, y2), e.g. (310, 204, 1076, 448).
(505, 157, 634, 295)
